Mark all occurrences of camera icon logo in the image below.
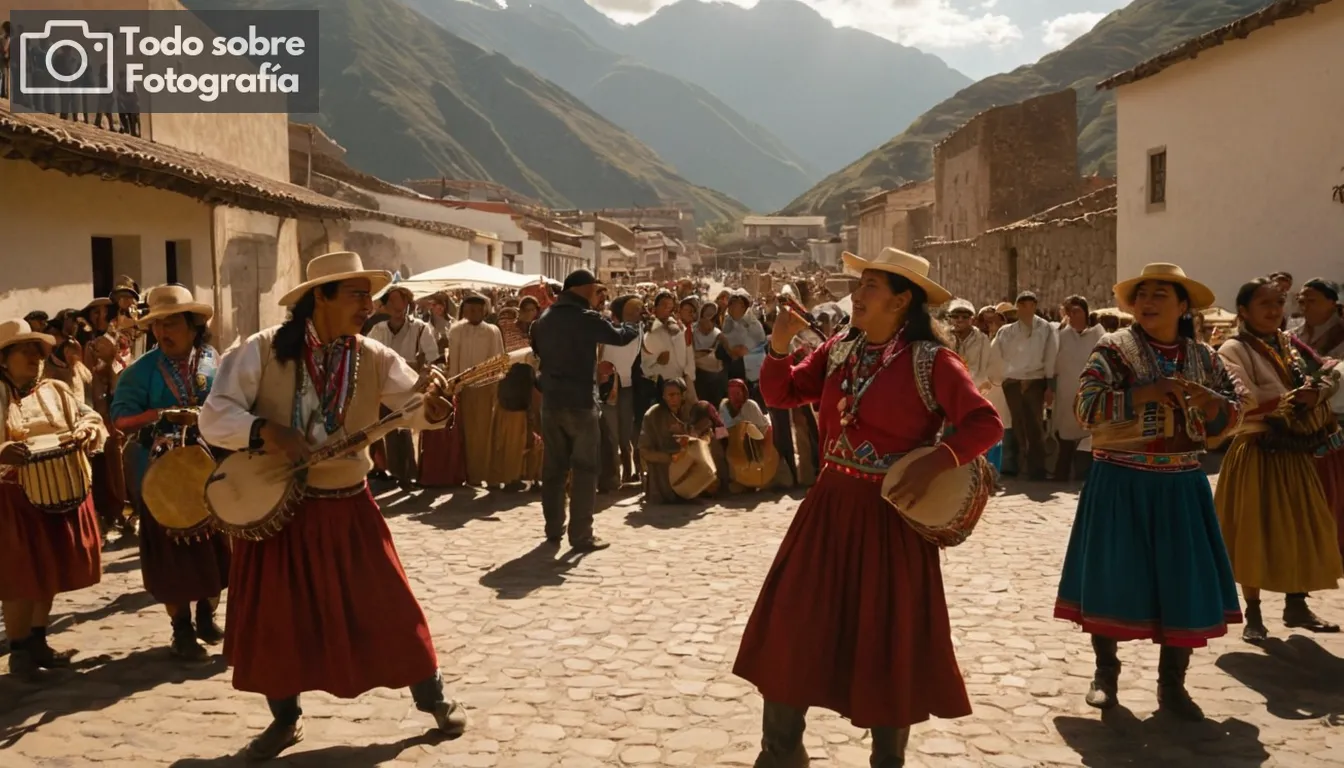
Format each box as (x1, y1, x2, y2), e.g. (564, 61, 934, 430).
(18, 20, 115, 96)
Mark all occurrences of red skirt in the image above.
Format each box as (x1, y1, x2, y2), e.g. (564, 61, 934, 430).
(419, 412, 467, 488)
(732, 468, 971, 729)
(223, 487, 439, 700)
(137, 505, 230, 605)
(0, 483, 101, 601)
(1317, 450, 1344, 556)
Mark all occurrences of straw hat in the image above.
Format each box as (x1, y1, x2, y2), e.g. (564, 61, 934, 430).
(841, 247, 952, 306)
(279, 251, 391, 307)
(994, 301, 1014, 314)
(83, 297, 113, 313)
(0, 319, 56, 355)
(1113, 263, 1215, 312)
(137, 284, 214, 329)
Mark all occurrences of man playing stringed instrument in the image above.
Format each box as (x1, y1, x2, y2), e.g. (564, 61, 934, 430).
(198, 252, 464, 761)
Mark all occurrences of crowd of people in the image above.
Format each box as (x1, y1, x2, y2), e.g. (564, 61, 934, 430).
(2, 246, 1344, 765)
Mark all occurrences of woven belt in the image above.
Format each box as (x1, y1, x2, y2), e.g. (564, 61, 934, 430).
(820, 460, 886, 483)
(1093, 449, 1201, 471)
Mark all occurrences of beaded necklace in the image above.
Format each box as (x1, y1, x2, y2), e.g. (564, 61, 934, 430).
(836, 330, 908, 428)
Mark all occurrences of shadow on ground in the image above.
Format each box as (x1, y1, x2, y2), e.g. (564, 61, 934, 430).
(1055, 706, 1268, 766)
(1216, 633, 1344, 723)
(168, 731, 447, 767)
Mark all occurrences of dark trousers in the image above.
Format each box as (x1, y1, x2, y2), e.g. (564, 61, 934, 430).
(541, 405, 601, 544)
(1053, 439, 1093, 482)
(1003, 378, 1048, 479)
(267, 671, 445, 725)
(768, 407, 798, 484)
(600, 387, 636, 490)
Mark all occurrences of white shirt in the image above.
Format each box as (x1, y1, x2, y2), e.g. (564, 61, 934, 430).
(719, 398, 769, 432)
(1052, 324, 1105, 441)
(996, 314, 1059, 381)
(1291, 314, 1344, 415)
(951, 327, 992, 387)
(446, 319, 505, 377)
(368, 316, 439, 366)
(641, 318, 695, 384)
(198, 330, 429, 451)
(985, 337, 1010, 429)
(600, 332, 642, 387)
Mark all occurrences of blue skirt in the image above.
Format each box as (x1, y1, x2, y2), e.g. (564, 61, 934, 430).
(1054, 459, 1242, 647)
(985, 442, 1003, 472)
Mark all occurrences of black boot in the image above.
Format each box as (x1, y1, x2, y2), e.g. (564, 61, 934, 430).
(1242, 599, 1268, 643)
(195, 600, 224, 646)
(1085, 634, 1121, 710)
(411, 671, 467, 738)
(170, 610, 208, 661)
(246, 697, 304, 761)
(1156, 645, 1204, 721)
(29, 626, 75, 668)
(754, 701, 809, 768)
(1283, 593, 1340, 632)
(5, 638, 41, 680)
(870, 727, 909, 767)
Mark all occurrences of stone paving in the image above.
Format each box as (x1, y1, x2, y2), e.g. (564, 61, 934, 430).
(2, 477, 1344, 767)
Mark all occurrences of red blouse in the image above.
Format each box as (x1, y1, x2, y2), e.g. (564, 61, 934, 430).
(760, 334, 1003, 476)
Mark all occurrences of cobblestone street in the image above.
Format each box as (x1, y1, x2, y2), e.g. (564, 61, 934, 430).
(2, 478, 1343, 767)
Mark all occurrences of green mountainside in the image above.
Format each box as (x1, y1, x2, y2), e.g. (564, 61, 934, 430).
(185, 0, 748, 223)
(407, 0, 818, 212)
(783, 0, 1274, 222)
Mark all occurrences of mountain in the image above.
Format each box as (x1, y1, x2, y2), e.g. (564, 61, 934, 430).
(407, 0, 817, 211)
(184, 0, 748, 224)
(784, 0, 1275, 222)
(531, 0, 973, 176)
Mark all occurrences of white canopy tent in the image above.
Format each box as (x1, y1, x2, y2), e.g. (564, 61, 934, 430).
(388, 260, 542, 298)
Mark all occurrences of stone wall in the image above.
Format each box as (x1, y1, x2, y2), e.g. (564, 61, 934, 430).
(932, 88, 1081, 242)
(919, 211, 1116, 310)
(986, 90, 1080, 229)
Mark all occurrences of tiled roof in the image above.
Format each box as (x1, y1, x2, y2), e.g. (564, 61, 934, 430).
(1, 101, 354, 219)
(1097, 0, 1334, 90)
(1, 102, 480, 242)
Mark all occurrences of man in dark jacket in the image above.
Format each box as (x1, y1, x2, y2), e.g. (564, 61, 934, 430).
(530, 269, 639, 551)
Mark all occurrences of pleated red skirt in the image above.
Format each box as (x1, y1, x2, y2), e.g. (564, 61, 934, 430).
(1317, 450, 1344, 556)
(733, 468, 971, 729)
(223, 487, 438, 700)
(419, 412, 467, 488)
(137, 507, 230, 605)
(0, 483, 101, 601)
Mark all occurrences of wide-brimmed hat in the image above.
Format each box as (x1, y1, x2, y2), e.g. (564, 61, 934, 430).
(841, 247, 952, 306)
(83, 297, 113, 313)
(1114, 263, 1215, 312)
(137, 284, 214, 329)
(110, 275, 140, 300)
(994, 301, 1015, 314)
(0, 319, 56, 355)
(279, 251, 391, 307)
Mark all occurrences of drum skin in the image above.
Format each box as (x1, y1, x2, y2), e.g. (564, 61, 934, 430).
(142, 444, 215, 533)
(670, 438, 717, 499)
(727, 422, 779, 490)
(205, 451, 299, 540)
(880, 445, 993, 548)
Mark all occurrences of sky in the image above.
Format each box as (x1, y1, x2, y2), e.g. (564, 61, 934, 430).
(589, 0, 1134, 79)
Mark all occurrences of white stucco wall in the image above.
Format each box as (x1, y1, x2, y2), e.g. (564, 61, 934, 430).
(344, 219, 473, 278)
(1115, 1, 1344, 309)
(0, 160, 213, 319)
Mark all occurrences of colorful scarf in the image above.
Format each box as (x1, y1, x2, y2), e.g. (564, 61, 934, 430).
(157, 348, 210, 407)
(301, 320, 358, 434)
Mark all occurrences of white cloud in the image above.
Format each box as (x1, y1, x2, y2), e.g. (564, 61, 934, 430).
(806, 0, 1022, 49)
(1041, 11, 1105, 49)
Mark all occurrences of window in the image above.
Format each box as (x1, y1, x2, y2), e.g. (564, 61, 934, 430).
(1147, 148, 1167, 210)
(91, 237, 114, 297)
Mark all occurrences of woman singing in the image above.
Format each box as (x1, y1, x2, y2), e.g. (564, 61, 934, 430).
(1055, 263, 1245, 721)
(0, 319, 106, 677)
(733, 248, 1003, 767)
